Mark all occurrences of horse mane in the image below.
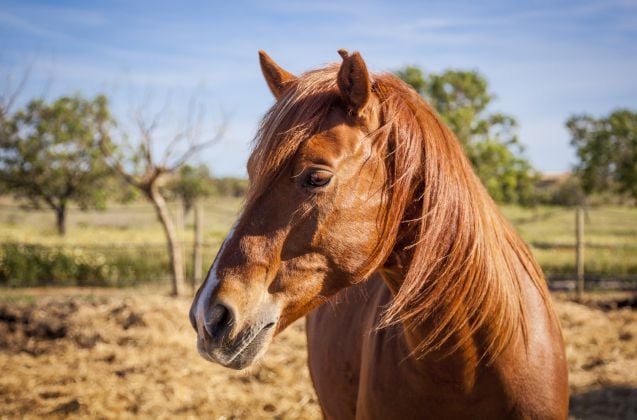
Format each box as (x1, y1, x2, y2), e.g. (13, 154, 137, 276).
(248, 64, 554, 362)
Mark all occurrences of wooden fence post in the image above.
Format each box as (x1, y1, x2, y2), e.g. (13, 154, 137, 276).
(192, 203, 204, 294)
(575, 206, 584, 301)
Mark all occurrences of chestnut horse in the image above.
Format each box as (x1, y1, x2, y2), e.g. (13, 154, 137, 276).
(190, 50, 569, 419)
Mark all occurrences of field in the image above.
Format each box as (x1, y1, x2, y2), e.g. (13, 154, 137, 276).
(0, 200, 636, 418)
(502, 206, 637, 280)
(0, 288, 635, 419)
(0, 198, 242, 287)
(1, 199, 636, 287)
(0, 198, 241, 246)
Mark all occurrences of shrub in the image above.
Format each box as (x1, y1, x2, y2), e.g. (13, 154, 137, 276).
(0, 243, 170, 287)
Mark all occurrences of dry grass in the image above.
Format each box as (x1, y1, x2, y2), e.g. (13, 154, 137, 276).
(556, 293, 637, 419)
(0, 289, 319, 419)
(0, 289, 635, 419)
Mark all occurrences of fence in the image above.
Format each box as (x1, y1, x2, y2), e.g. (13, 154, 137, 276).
(0, 201, 636, 291)
(508, 206, 637, 292)
(0, 199, 238, 289)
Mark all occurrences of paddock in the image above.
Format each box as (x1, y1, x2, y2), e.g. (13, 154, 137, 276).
(0, 289, 634, 419)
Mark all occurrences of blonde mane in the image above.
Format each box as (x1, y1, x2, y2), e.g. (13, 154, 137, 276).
(247, 65, 553, 361)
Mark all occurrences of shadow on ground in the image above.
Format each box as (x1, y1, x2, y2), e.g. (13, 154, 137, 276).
(570, 386, 637, 419)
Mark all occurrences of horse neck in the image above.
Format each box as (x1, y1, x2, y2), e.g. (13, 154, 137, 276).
(377, 191, 535, 392)
(379, 265, 484, 392)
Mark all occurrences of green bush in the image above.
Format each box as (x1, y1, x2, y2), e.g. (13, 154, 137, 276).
(0, 243, 170, 287)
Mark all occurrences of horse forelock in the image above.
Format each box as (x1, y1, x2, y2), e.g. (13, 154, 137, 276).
(246, 65, 341, 206)
(246, 64, 554, 363)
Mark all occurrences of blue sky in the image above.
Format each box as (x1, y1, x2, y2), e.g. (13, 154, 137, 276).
(1, 0, 636, 176)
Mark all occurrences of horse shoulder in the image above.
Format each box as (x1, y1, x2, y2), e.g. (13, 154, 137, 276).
(493, 276, 569, 419)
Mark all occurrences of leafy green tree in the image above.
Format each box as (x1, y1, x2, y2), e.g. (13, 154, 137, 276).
(212, 176, 249, 197)
(566, 109, 637, 200)
(471, 139, 537, 204)
(166, 164, 214, 214)
(396, 66, 538, 204)
(0, 94, 114, 234)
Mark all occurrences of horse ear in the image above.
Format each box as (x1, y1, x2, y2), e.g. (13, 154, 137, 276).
(259, 50, 296, 100)
(337, 49, 371, 117)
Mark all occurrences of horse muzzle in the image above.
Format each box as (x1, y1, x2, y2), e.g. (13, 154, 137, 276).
(189, 297, 278, 369)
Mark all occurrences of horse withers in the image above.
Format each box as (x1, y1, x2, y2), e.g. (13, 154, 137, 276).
(190, 50, 569, 419)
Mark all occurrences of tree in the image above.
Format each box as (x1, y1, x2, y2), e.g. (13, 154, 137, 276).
(0, 94, 114, 234)
(566, 109, 637, 200)
(100, 103, 225, 296)
(396, 66, 538, 204)
(471, 139, 537, 204)
(212, 176, 249, 197)
(166, 163, 214, 215)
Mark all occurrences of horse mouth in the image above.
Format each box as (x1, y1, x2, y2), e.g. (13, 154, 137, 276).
(197, 321, 276, 370)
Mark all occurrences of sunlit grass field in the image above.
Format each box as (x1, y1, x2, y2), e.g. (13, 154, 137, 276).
(0, 197, 242, 286)
(0, 198, 635, 284)
(0, 197, 242, 246)
(501, 206, 637, 278)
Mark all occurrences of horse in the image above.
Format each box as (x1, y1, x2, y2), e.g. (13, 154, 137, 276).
(190, 49, 569, 419)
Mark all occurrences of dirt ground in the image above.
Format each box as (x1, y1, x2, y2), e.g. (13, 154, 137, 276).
(0, 290, 635, 419)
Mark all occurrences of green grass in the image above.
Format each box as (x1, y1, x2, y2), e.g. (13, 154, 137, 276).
(501, 206, 637, 247)
(0, 196, 243, 287)
(500, 205, 637, 277)
(0, 196, 242, 246)
(0, 198, 635, 286)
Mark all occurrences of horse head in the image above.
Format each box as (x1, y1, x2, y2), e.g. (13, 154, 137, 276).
(190, 50, 392, 369)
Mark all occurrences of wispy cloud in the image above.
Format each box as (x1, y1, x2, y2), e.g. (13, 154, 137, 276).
(255, 0, 364, 15)
(0, 11, 73, 42)
(1, 0, 635, 175)
(28, 5, 106, 26)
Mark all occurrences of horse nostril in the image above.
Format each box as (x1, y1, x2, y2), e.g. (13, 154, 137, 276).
(204, 301, 234, 341)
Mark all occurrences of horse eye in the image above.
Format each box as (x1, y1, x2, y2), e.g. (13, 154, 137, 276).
(304, 170, 333, 188)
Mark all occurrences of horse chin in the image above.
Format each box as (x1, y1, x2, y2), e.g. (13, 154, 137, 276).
(196, 322, 276, 370)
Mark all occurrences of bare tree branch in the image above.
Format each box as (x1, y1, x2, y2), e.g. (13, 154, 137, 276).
(168, 118, 227, 171)
(162, 95, 199, 165)
(98, 133, 144, 189)
(107, 92, 227, 296)
(1, 65, 31, 116)
(135, 110, 157, 167)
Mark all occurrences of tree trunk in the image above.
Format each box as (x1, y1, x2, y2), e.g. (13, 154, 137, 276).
(148, 183, 185, 296)
(55, 204, 67, 236)
(192, 202, 204, 293)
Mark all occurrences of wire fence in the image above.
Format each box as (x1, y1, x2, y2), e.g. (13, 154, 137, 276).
(515, 206, 637, 291)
